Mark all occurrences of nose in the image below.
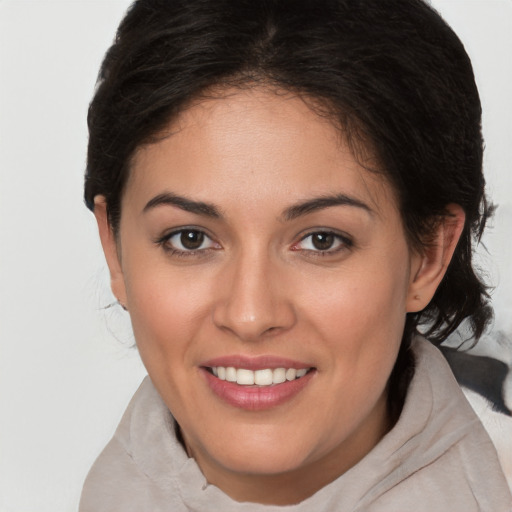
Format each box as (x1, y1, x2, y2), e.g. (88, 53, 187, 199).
(212, 249, 296, 341)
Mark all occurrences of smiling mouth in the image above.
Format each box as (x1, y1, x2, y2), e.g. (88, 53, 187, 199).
(206, 366, 313, 386)
(202, 363, 316, 410)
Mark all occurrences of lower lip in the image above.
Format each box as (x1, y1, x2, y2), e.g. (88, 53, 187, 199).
(201, 368, 315, 411)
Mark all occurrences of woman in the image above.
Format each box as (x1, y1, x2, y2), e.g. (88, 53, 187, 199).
(80, 0, 512, 510)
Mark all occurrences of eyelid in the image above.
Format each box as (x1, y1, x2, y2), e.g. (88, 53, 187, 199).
(291, 229, 353, 253)
(155, 226, 221, 255)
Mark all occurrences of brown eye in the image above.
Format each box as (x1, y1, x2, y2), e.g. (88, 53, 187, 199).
(293, 231, 352, 254)
(180, 230, 205, 250)
(161, 229, 218, 253)
(311, 233, 335, 250)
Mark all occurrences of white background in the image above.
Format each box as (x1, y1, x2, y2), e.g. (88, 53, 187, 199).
(0, 1, 511, 510)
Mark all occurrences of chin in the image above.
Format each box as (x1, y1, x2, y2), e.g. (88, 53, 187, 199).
(188, 420, 332, 477)
(223, 447, 309, 476)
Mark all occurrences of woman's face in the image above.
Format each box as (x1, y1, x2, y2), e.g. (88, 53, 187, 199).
(100, 88, 430, 503)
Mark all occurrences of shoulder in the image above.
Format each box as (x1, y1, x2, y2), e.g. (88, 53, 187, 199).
(328, 338, 512, 511)
(79, 436, 158, 512)
(79, 377, 188, 512)
(373, 337, 512, 511)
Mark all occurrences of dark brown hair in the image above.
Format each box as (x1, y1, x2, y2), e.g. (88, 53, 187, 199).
(84, 0, 492, 414)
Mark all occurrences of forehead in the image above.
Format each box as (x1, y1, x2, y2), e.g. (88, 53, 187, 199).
(126, 87, 397, 218)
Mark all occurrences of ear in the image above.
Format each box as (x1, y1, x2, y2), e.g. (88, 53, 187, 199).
(406, 204, 465, 313)
(94, 196, 127, 309)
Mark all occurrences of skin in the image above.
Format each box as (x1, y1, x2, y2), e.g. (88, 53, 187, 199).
(95, 88, 464, 505)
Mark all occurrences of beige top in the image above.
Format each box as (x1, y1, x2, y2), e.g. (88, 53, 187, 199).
(80, 338, 512, 511)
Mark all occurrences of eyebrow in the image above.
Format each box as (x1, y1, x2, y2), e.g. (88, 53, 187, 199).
(282, 194, 373, 221)
(143, 191, 372, 221)
(143, 192, 222, 218)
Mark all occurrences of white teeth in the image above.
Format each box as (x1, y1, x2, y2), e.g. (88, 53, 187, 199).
(254, 369, 273, 386)
(285, 368, 297, 381)
(210, 366, 310, 386)
(225, 367, 237, 382)
(237, 369, 255, 385)
(272, 368, 286, 384)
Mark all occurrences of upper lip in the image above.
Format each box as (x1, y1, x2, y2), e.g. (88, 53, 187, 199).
(201, 355, 314, 371)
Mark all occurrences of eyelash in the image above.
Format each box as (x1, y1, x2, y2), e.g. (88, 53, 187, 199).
(291, 230, 354, 256)
(156, 228, 353, 258)
(155, 228, 220, 257)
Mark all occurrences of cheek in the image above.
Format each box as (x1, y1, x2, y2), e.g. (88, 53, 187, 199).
(122, 260, 237, 398)
(301, 259, 409, 340)
(122, 262, 210, 364)
(297, 251, 411, 387)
